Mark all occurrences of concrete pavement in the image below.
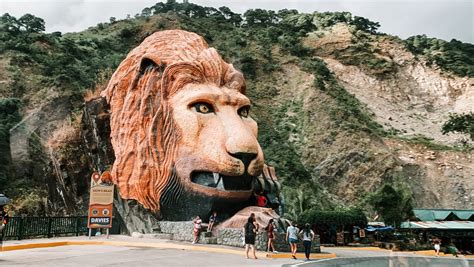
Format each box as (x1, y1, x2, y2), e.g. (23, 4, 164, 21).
(2, 236, 472, 266)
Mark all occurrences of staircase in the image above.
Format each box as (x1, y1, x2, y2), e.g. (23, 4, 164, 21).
(200, 231, 217, 244)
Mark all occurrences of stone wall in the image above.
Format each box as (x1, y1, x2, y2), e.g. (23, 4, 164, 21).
(216, 228, 267, 250)
(158, 221, 194, 242)
(155, 221, 320, 253)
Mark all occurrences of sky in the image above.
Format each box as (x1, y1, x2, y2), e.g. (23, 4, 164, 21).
(1, 0, 473, 43)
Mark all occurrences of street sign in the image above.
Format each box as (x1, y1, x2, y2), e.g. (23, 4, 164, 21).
(87, 171, 114, 229)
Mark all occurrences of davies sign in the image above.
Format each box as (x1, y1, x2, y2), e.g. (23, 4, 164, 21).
(87, 171, 114, 229)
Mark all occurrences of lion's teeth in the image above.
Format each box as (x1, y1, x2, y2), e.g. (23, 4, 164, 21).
(213, 172, 224, 189)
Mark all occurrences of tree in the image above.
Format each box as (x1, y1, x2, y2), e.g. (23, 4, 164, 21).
(352, 16, 380, 34)
(218, 6, 242, 26)
(442, 112, 474, 141)
(141, 7, 152, 17)
(1, 13, 21, 35)
(368, 184, 413, 227)
(18, 13, 45, 33)
(244, 9, 277, 27)
(109, 17, 116, 24)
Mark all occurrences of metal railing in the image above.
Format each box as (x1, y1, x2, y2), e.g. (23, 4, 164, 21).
(2, 216, 122, 240)
(2, 216, 88, 240)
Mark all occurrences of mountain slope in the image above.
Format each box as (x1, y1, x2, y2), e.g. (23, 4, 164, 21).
(0, 2, 472, 217)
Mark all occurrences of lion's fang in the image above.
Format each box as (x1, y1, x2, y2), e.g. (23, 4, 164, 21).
(213, 172, 224, 189)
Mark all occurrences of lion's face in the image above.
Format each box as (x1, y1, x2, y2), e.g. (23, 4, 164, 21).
(103, 30, 267, 219)
(171, 83, 264, 201)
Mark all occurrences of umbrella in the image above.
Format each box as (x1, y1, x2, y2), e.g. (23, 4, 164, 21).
(0, 194, 10, 206)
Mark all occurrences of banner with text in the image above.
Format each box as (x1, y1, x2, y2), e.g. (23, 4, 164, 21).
(87, 171, 114, 229)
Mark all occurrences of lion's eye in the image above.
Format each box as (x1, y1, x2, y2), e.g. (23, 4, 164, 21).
(238, 106, 250, 118)
(192, 102, 214, 114)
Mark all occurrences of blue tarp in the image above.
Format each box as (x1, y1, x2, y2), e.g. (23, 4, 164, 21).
(366, 226, 394, 232)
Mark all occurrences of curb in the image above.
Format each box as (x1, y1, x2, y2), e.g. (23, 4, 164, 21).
(1, 240, 338, 260)
(1, 240, 269, 258)
(413, 250, 474, 259)
(266, 252, 336, 260)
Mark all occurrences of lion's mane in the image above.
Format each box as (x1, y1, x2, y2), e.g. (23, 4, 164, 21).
(102, 30, 246, 212)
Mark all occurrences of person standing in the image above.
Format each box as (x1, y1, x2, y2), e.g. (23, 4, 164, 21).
(266, 219, 277, 253)
(286, 222, 299, 259)
(243, 216, 258, 259)
(192, 215, 202, 244)
(0, 205, 9, 249)
(250, 213, 259, 233)
(299, 223, 315, 260)
(255, 191, 268, 207)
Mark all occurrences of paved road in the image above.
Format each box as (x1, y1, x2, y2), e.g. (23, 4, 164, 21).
(0, 245, 297, 267)
(2, 237, 472, 267)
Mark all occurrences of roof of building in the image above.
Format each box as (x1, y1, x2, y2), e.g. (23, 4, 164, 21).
(400, 221, 474, 230)
(413, 209, 474, 221)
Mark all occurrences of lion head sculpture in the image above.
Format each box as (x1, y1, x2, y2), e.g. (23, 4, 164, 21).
(102, 30, 265, 220)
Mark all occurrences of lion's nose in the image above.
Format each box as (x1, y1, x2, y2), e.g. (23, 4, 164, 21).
(230, 152, 257, 170)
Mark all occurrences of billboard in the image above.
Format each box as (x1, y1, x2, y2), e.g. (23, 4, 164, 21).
(87, 171, 114, 229)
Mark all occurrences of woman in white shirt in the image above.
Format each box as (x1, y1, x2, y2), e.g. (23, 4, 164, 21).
(299, 223, 315, 260)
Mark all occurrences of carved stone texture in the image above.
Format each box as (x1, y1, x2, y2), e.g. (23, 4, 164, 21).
(215, 206, 281, 230)
(102, 30, 266, 220)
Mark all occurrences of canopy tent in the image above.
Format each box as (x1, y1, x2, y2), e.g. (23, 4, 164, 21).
(400, 221, 474, 230)
(413, 209, 474, 221)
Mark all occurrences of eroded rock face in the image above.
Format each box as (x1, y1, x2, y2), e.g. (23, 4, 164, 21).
(102, 30, 268, 220)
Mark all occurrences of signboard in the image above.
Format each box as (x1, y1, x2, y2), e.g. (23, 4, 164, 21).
(336, 231, 344, 245)
(359, 229, 366, 238)
(87, 171, 114, 229)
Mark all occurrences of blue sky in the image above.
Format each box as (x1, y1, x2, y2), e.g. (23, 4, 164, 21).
(1, 0, 473, 43)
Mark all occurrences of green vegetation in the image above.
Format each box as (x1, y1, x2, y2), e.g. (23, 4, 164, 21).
(367, 183, 414, 227)
(395, 135, 462, 151)
(1, 1, 470, 218)
(0, 98, 22, 192)
(405, 35, 474, 77)
(299, 58, 385, 136)
(442, 112, 474, 141)
(333, 42, 395, 76)
(300, 208, 367, 227)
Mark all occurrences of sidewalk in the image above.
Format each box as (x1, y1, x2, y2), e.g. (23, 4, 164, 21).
(2, 235, 337, 260)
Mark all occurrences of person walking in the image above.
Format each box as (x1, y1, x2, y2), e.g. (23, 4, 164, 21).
(299, 223, 315, 260)
(243, 216, 258, 259)
(286, 222, 299, 259)
(266, 219, 277, 253)
(192, 215, 202, 244)
(433, 238, 441, 256)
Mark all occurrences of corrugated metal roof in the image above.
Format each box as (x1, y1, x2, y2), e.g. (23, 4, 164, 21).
(413, 209, 474, 221)
(400, 221, 474, 229)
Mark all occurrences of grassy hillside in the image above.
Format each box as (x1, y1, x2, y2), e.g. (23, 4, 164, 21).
(0, 1, 472, 218)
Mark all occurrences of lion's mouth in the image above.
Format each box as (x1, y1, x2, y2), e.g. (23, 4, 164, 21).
(191, 171, 254, 191)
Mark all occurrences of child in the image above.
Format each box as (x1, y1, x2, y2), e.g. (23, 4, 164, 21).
(192, 215, 202, 244)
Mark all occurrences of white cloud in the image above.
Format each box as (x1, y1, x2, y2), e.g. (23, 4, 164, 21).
(1, 0, 472, 42)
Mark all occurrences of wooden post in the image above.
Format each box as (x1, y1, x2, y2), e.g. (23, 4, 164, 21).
(106, 228, 109, 239)
(88, 228, 92, 239)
